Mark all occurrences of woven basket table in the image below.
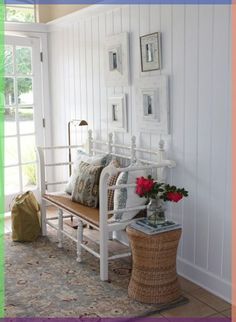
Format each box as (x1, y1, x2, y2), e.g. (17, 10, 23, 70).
(126, 226, 182, 305)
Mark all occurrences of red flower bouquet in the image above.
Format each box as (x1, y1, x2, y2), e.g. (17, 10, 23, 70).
(136, 175, 188, 203)
(136, 176, 188, 224)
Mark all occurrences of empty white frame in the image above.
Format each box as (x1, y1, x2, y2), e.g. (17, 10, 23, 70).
(108, 94, 128, 132)
(136, 75, 169, 134)
(104, 32, 130, 87)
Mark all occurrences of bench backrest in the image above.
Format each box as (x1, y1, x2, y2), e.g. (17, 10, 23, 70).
(36, 130, 175, 196)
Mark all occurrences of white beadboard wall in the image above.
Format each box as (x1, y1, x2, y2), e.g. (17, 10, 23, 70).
(47, 4, 231, 301)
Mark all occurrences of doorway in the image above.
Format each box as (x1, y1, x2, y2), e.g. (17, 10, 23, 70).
(4, 35, 44, 212)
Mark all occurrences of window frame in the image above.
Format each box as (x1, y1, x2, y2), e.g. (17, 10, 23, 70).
(5, 4, 37, 23)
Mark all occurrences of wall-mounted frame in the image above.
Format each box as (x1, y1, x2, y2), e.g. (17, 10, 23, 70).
(104, 32, 130, 87)
(108, 94, 128, 132)
(140, 32, 161, 72)
(136, 75, 169, 134)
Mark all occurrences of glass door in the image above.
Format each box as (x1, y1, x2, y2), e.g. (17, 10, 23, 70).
(4, 35, 44, 212)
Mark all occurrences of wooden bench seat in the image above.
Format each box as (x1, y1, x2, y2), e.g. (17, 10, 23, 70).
(43, 193, 100, 227)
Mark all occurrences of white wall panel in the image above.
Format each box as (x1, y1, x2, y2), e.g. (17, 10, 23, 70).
(182, 5, 199, 264)
(171, 5, 185, 257)
(99, 13, 108, 141)
(208, 6, 230, 277)
(195, 5, 213, 271)
(47, 4, 231, 301)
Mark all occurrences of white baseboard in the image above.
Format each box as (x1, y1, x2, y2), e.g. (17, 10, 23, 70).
(177, 256, 231, 303)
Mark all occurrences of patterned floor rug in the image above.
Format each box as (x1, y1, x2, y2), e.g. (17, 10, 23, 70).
(5, 227, 187, 318)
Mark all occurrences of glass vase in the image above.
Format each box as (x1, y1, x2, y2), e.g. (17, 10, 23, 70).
(147, 198, 166, 225)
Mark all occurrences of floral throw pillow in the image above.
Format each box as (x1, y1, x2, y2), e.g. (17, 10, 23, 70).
(72, 161, 104, 208)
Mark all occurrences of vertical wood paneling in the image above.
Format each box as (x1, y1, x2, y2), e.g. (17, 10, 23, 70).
(68, 24, 75, 121)
(106, 10, 115, 141)
(149, 4, 161, 152)
(182, 5, 199, 263)
(85, 18, 94, 130)
(208, 6, 230, 276)
(113, 7, 124, 145)
(92, 15, 101, 139)
(62, 27, 69, 132)
(47, 4, 231, 299)
(139, 5, 151, 157)
(195, 5, 213, 270)
(122, 5, 131, 145)
(99, 13, 108, 141)
(171, 5, 185, 256)
(158, 5, 173, 217)
(130, 5, 140, 136)
(222, 7, 231, 282)
(73, 22, 82, 145)
(79, 20, 87, 143)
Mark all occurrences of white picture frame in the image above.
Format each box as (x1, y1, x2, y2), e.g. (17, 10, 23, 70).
(108, 94, 128, 133)
(104, 32, 130, 87)
(135, 75, 169, 134)
(140, 32, 161, 72)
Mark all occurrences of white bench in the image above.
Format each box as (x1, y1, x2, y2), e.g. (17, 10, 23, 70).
(36, 131, 176, 281)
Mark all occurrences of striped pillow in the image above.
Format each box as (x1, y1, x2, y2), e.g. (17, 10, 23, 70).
(107, 159, 120, 211)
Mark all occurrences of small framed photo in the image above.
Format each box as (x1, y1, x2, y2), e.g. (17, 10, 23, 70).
(104, 32, 130, 87)
(140, 32, 161, 72)
(142, 90, 160, 122)
(109, 47, 121, 72)
(136, 75, 169, 134)
(108, 95, 128, 132)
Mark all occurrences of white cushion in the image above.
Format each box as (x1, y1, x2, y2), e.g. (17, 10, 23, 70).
(65, 150, 110, 194)
(112, 161, 147, 222)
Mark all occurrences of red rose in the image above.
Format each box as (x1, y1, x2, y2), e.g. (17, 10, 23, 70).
(143, 179, 154, 192)
(166, 192, 183, 202)
(136, 176, 155, 197)
(136, 185, 144, 196)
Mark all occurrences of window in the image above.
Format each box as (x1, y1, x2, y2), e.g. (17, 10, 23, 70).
(5, 4, 36, 23)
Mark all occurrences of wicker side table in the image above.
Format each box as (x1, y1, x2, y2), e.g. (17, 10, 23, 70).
(126, 226, 182, 305)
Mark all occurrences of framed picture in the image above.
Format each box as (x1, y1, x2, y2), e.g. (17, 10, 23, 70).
(140, 32, 161, 72)
(142, 90, 160, 121)
(104, 32, 130, 87)
(135, 75, 169, 134)
(108, 94, 128, 132)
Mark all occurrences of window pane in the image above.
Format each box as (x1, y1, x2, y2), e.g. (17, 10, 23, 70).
(17, 77, 33, 105)
(5, 6, 35, 23)
(16, 47, 32, 75)
(5, 137, 18, 166)
(22, 163, 37, 191)
(5, 166, 20, 195)
(4, 77, 15, 106)
(4, 107, 17, 136)
(19, 106, 34, 134)
(20, 136, 36, 163)
(4, 45, 14, 75)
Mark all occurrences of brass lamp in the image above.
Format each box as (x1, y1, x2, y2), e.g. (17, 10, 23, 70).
(68, 119, 88, 176)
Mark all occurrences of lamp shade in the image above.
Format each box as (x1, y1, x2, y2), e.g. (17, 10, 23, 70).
(69, 119, 88, 127)
(79, 120, 88, 126)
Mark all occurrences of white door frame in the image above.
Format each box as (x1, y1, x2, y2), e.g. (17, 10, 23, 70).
(4, 30, 51, 211)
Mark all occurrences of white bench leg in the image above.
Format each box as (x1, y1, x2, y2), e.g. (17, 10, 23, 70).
(100, 230, 108, 281)
(58, 209, 63, 248)
(77, 220, 83, 262)
(41, 199, 47, 236)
